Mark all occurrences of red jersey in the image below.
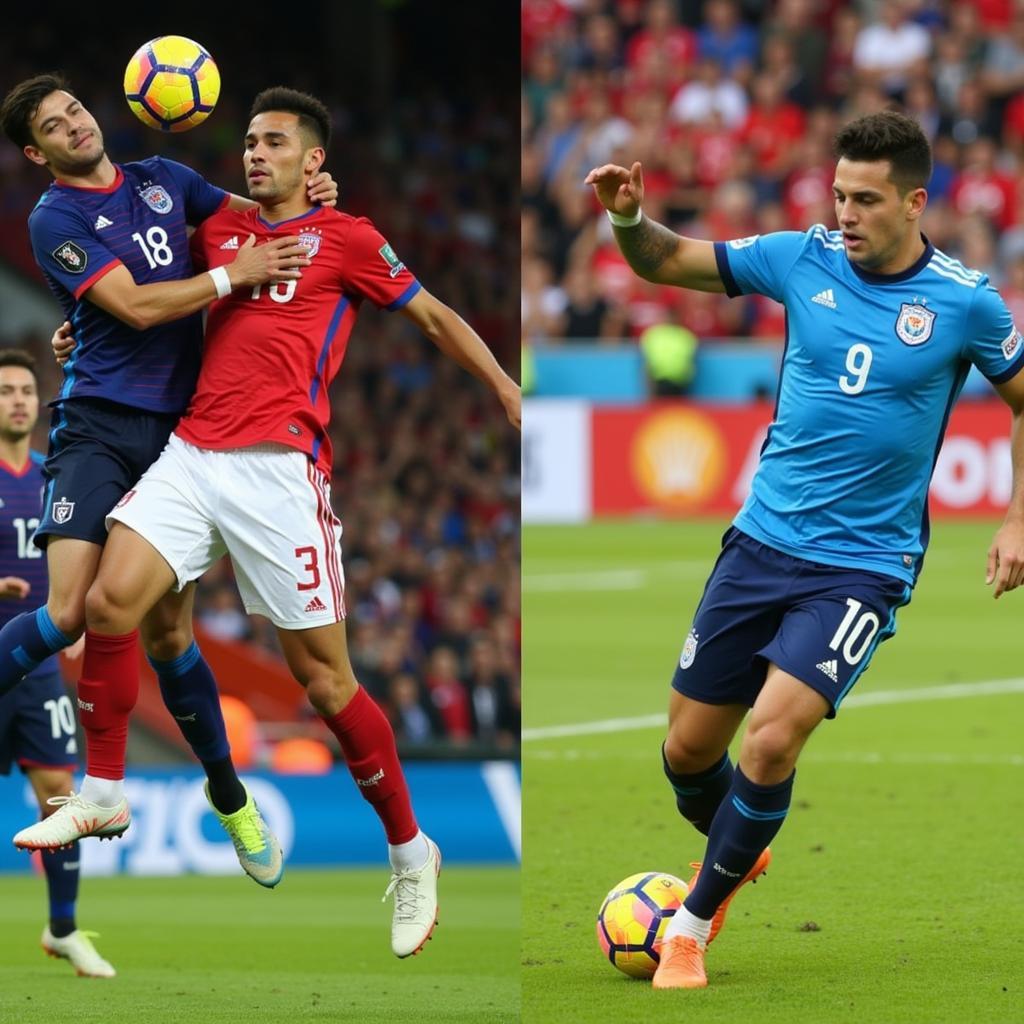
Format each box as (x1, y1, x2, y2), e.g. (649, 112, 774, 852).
(178, 206, 420, 474)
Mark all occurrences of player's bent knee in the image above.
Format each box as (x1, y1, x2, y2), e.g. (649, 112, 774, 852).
(44, 600, 86, 641)
(141, 625, 193, 661)
(304, 672, 359, 717)
(664, 731, 723, 775)
(742, 719, 801, 776)
(84, 580, 137, 635)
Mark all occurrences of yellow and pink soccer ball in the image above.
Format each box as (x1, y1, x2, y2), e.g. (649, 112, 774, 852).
(596, 871, 689, 978)
(123, 35, 220, 132)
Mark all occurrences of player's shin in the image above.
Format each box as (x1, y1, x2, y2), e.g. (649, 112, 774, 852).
(662, 744, 734, 835)
(77, 630, 140, 805)
(41, 842, 79, 937)
(0, 607, 73, 696)
(683, 766, 792, 920)
(149, 642, 246, 813)
(321, 685, 426, 868)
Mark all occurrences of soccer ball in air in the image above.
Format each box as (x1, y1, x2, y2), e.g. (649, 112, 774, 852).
(123, 36, 220, 132)
(596, 871, 689, 978)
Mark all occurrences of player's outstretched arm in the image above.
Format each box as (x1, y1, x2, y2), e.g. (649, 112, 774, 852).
(399, 289, 521, 430)
(585, 161, 725, 293)
(84, 234, 310, 330)
(987, 371, 1024, 597)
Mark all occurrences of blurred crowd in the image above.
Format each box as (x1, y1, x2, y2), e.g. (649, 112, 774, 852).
(1, 9, 520, 753)
(522, 0, 1024, 346)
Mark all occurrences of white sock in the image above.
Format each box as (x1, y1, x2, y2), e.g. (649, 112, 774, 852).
(663, 905, 711, 947)
(79, 775, 125, 808)
(389, 830, 429, 872)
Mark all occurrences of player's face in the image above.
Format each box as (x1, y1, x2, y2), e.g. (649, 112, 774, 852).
(243, 112, 321, 203)
(0, 367, 39, 442)
(25, 90, 105, 176)
(832, 158, 925, 272)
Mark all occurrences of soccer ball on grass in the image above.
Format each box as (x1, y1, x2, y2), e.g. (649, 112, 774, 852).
(123, 35, 220, 132)
(596, 871, 689, 978)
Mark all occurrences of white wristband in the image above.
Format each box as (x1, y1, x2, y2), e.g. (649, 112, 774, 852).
(208, 266, 232, 299)
(607, 207, 642, 228)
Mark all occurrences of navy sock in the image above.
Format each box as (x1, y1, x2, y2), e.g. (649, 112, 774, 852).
(685, 766, 793, 919)
(149, 643, 246, 814)
(41, 841, 79, 937)
(662, 745, 734, 836)
(0, 608, 71, 697)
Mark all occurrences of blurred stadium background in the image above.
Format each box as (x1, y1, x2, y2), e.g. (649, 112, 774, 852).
(0, 0, 518, 937)
(522, 2, 1024, 1021)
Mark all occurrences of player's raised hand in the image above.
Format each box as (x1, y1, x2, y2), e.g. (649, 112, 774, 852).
(584, 161, 645, 218)
(308, 170, 338, 208)
(51, 321, 76, 368)
(225, 234, 311, 289)
(0, 577, 30, 600)
(985, 518, 1024, 598)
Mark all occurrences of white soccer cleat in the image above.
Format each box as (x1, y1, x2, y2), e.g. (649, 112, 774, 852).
(41, 927, 116, 978)
(13, 793, 131, 851)
(383, 835, 441, 958)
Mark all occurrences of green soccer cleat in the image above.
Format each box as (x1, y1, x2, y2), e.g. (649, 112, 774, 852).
(205, 782, 283, 888)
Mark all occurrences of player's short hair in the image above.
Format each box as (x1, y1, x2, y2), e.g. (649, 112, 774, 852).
(0, 348, 38, 378)
(0, 73, 75, 149)
(250, 87, 331, 151)
(833, 111, 932, 195)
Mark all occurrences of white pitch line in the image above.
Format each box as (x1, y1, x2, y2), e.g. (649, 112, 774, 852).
(521, 676, 1024, 742)
(523, 559, 711, 592)
(528, 749, 1024, 766)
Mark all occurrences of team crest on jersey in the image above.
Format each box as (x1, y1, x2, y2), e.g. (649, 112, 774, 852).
(298, 229, 322, 258)
(114, 489, 136, 509)
(728, 235, 759, 250)
(1002, 327, 1022, 361)
(378, 242, 405, 278)
(51, 496, 75, 524)
(895, 303, 936, 346)
(679, 629, 699, 670)
(138, 185, 173, 214)
(51, 240, 87, 274)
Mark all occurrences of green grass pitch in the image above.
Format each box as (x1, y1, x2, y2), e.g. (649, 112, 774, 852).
(523, 520, 1024, 1024)
(0, 866, 518, 1023)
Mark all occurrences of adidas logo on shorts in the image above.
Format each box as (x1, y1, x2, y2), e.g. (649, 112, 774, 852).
(304, 595, 328, 613)
(816, 658, 839, 683)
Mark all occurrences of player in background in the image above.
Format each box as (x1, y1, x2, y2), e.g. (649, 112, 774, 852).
(0, 74, 337, 886)
(0, 349, 114, 977)
(25, 86, 521, 958)
(585, 111, 1024, 990)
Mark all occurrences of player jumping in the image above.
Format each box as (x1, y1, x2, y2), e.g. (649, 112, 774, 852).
(16, 87, 521, 957)
(585, 110, 1024, 989)
(0, 73, 338, 887)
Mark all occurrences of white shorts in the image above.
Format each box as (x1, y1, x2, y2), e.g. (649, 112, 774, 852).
(107, 435, 345, 629)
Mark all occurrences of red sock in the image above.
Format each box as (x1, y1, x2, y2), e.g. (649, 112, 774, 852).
(78, 630, 140, 781)
(322, 686, 418, 844)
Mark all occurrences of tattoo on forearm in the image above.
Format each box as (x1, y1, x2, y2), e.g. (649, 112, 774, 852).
(614, 216, 680, 279)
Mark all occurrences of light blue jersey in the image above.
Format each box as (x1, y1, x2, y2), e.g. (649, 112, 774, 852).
(715, 225, 1024, 585)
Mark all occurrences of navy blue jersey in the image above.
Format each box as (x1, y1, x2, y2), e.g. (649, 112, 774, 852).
(28, 156, 229, 414)
(716, 226, 1024, 585)
(0, 452, 53, 677)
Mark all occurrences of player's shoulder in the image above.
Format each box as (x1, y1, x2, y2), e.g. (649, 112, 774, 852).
(28, 183, 79, 226)
(29, 450, 46, 468)
(921, 244, 987, 293)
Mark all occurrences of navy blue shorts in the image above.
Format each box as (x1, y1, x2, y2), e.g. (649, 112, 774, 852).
(672, 528, 913, 718)
(0, 670, 78, 775)
(37, 398, 179, 548)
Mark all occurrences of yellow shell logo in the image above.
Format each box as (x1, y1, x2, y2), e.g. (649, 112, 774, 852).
(631, 410, 726, 509)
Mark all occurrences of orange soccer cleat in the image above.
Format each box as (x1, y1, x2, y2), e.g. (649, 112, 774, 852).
(686, 846, 772, 945)
(651, 935, 707, 990)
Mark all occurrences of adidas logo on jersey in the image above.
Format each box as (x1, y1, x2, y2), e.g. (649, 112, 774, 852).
(816, 658, 839, 683)
(811, 288, 837, 309)
(94, 215, 113, 230)
(219, 236, 240, 250)
(304, 595, 327, 613)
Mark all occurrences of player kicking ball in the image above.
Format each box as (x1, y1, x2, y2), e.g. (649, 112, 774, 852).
(586, 110, 1024, 989)
(0, 351, 112, 977)
(19, 86, 521, 957)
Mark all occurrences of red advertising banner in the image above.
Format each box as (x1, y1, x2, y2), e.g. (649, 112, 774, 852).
(591, 400, 1013, 517)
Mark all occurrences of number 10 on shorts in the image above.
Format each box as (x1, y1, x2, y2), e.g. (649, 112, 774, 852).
(828, 598, 880, 665)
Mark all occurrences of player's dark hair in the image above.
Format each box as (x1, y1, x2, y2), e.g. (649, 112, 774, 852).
(0, 348, 38, 377)
(833, 111, 932, 195)
(250, 87, 331, 150)
(0, 73, 75, 149)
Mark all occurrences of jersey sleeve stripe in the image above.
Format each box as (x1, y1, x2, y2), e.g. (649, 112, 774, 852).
(72, 258, 122, 299)
(713, 241, 741, 297)
(385, 280, 422, 311)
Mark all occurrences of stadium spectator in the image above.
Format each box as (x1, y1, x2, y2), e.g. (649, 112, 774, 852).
(852, 0, 931, 97)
